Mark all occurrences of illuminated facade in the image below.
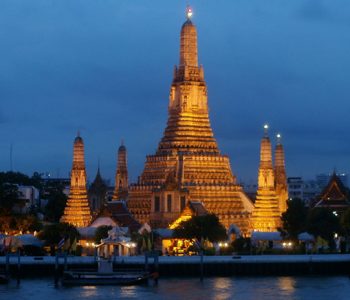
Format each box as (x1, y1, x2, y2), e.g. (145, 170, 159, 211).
(127, 8, 253, 234)
(112, 142, 128, 200)
(274, 134, 288, 214)
(251, 126, 281, 232)
(61, 133, 92, 227)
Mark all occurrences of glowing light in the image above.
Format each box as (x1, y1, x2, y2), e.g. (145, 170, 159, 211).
(276, 133, 281, 139)
(186, 6, 193, 19)
(263, 124, 269, 130)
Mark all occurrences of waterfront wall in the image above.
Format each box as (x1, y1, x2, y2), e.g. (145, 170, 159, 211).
(1, 255, 349, 277)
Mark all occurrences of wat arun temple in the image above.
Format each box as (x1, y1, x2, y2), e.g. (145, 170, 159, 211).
(128, 8, 277, 236)
(61, 8, 288, 235)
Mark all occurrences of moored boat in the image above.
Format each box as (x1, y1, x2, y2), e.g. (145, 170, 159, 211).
(61, 271, 151, 286)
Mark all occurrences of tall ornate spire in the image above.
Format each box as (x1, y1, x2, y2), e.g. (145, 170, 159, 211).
(113, 141, 128, 200)
(251, 125, 281, 232)
(61, 133, 91, 227)
(180, 6, 197, 67)
(274, 133, 288, 214)
(159, 7, 217, 154)
(128, 8, 253, 233)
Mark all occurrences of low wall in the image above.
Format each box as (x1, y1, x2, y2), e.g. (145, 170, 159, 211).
(1, 254, 349, 277)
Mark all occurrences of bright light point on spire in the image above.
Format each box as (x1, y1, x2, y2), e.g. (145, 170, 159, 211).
(264, 124, 269, 130)
(277, 133, 281, 139)
(186, 6, 193, 19)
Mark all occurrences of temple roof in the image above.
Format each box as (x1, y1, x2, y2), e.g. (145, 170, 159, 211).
(101, 201, 141, 232)
(314, 173, 350, 209)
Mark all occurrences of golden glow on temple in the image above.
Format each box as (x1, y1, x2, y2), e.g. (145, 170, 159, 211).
(127, 9, 253, 235)
(251, 125, 281, 232)
(274, 134, 288, 215)
(61, 133, 92, 227)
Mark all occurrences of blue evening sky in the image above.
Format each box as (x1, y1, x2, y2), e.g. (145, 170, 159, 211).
(0, 0, 350, 185)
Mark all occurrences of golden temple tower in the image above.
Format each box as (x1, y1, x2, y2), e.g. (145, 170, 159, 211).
(112, 141, 128, 200)
(251, 125, 281, 232)
(61, 133, 92, 227)
(274, 134, 288, 215)
(128, 7, 253, 234)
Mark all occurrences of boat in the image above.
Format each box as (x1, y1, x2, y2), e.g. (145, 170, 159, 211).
(61, 270, 152, 286)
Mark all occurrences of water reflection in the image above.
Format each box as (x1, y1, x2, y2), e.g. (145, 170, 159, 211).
(277, 277, 296, 296)
(120, 285, 137, 298)
(81, 285, 97, 298)
(213, 277, 233, 300)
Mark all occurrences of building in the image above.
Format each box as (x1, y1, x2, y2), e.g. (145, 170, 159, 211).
(287, 177, 320, 206)
(112, 142, 128, 200)
(60, 133, 92, 227)
(127, 8, 253, 235)
(312, 172, 350, 216)
(251, 125, 281, 232)
(88, 167, 108, 216)
(274, 134, 288, 214)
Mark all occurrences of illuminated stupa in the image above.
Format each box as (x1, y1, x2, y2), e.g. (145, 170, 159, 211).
(112, 141, 128, 200)
(251, 125, 281, 232)
(61, 133, 92, 227)
(274, 134, 288, 215)
(128, 7, 253, 234)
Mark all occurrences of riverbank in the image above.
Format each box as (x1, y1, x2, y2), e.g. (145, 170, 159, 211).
(1, 254, 350, 276)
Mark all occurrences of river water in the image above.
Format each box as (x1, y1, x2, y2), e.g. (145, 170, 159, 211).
(1, 276, 350, 300)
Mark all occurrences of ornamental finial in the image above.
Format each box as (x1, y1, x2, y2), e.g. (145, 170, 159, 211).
(263, 124, 269, 137)
(276, 133, 282, 144)
(186, 5, 193, 20)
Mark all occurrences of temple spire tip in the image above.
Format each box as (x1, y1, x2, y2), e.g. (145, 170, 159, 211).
(263, 124, 269, 137)
(276, 133, 282, 144)
(186, 5, 193, 20)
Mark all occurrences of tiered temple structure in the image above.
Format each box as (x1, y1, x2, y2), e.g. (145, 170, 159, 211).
(251, 125, 281, 232)
(61, 133, 92, 227)
(274, 134, 288, 215)
(88, 166, 108, 215)
(112, 142, 128, 200)
(127, 8, 253, 234)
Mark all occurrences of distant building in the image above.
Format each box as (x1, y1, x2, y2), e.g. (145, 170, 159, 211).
(12, 185, 40, 213)
(287, 177, 304, 200)
(287, 177, 320, 206)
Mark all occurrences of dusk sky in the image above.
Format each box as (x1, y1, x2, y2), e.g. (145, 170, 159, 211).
(1, 1, 350, 185)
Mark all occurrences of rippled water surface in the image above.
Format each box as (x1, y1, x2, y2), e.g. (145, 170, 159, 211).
(1, 276, 350, 300)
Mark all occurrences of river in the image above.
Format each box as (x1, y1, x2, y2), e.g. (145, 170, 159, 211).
(1, 276, 350, 300)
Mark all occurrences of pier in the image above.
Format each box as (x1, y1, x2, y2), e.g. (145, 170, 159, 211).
(1, 254, 349, 277)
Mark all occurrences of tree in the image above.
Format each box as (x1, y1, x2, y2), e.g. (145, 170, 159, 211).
(94, 225, 112, 244)
(281, 198, 308, 240)
(44, 182, 67, 222)
(38, 222, 80, 255)
(306, 208, 340, 245)
(174, 214, 227, 243)
(0, 183, 19, 213)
